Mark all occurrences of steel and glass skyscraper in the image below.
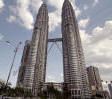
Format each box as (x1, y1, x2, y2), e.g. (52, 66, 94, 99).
(19, 0, 92, 98)
(17, 40, 30, 88)
(23, 2, 48, 96)
(32, 2, 48, 95)
(87, 66, 103, 93)
(62, 0, 91, 98)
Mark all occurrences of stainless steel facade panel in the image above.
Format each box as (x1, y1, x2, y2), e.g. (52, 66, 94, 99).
(62, 0, 91, 98)
(23, 3, 48, 96)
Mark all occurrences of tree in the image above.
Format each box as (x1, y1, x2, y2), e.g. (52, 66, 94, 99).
(39, 84, 62, 99)
(0, 86, 33, 97)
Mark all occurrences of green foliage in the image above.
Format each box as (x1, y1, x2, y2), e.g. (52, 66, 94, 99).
(39, 84, 62, 99)
(0, 85, 33, 97)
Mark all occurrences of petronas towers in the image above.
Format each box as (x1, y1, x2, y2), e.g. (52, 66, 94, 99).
(62, 0, 91, 98)
(23, 3, 48, 95)
(17, 0, 91, 98)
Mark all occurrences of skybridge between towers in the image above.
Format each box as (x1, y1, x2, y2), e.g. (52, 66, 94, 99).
(18, 0, 92, 98)
(48, 38, 62, 42)
(47, 37, 63, 54)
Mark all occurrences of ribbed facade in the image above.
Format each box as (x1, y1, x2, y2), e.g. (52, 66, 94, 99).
(32, 3, 48, 95)
(87, 66, 103, 93)
(17, 40, 30, 87)
(62, 0, 91, 98)
(23, 3, 48, 96)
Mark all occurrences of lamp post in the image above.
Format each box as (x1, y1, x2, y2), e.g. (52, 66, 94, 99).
(5, 41, 22, 87)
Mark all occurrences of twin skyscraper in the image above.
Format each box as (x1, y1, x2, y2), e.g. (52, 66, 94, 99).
(17, 0, 91, 98)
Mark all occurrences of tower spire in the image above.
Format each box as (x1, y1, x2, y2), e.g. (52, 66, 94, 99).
(42, 0, 47, 4)
(65, 0, 69, 1)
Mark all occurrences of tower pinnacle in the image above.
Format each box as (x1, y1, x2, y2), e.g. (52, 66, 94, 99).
(42, 0, 47, 4)
(65, 0, 70, 1)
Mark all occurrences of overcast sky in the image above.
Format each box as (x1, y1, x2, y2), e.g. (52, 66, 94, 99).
(0, 0, 112, 91)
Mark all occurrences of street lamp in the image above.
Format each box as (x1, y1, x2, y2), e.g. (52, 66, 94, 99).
(5, 41, 22, 87)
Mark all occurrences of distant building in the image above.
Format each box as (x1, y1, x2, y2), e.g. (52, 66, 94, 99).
(108, 83, 112, 98)
(17, 40, 30, 87)
(95, 90, 110, 99)
(87, 66, 103, 95)
(102, 91, 110, 99)
(42, 82, 63, 99)
(87, 66, 111, 99)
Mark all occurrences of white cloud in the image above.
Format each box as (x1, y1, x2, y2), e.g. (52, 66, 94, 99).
(46, 73, 63, 82)
(47, 0, 63, 32)
(47, 75, 56, 82)
(71, 0, 81, 17)
(0, 33, 4, 40)
(80, 30, 91, 45)
(30, 0, 42, 13)
(8, 0, 81, 31)
(79, 18, 90, 29)
(75, 8, 81, 17)
(9, 0, 34, 30)
(0, 0, 4, 12)
(7, 15, 16, 23)
(17, 7, 34, 30)
(80, 20, 112, 83)
(49, 11, 61, 32)
(83, 5, 88, 10)
(93, 0, 99, 7)
(47, 0, 64, 10)
(91, 21, 112, 43)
